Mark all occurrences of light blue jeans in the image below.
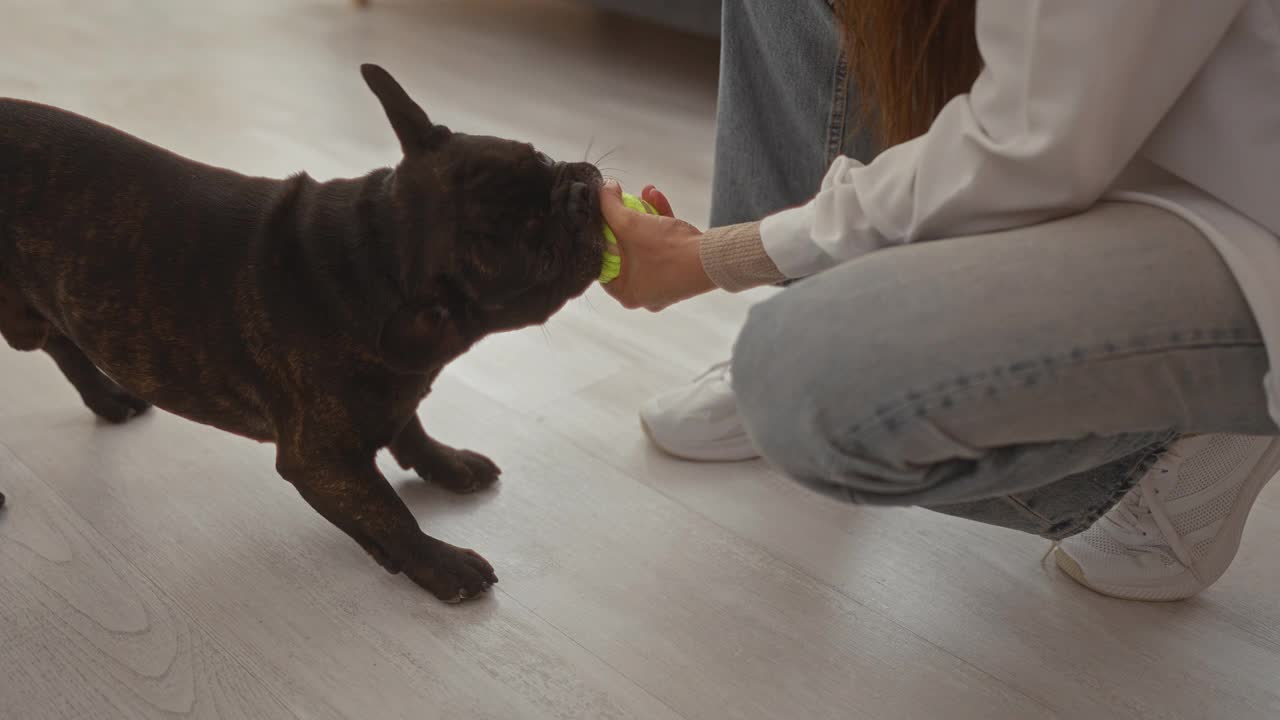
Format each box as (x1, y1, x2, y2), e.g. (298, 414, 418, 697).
(715, 0, 1278, 538)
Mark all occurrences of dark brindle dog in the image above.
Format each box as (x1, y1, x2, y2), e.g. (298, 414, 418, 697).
(0, 65, 605, 603)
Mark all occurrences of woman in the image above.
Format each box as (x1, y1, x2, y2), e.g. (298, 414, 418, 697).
(601, 0, 1280, 602)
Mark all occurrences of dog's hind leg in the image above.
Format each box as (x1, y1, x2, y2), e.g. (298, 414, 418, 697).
(0, 279, 150, 423)
(42, 335, 151, 423)
(0, 277, 50, 352)
(0, 277, 38, 507)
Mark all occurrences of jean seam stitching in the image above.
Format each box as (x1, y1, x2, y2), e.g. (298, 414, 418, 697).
(826, 49, 849, 164)
(845, 332, 1262, 441)
(1003, 495, 1055, 526)
(1041, 432, 1178, 539)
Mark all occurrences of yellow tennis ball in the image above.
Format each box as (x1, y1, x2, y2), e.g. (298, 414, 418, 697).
(600, 191, 660, 284)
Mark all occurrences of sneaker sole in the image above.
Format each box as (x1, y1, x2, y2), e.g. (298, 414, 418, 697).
(1053, 547, 1205, 602)
(1055, 436, 1280, 601)
(638, 416, 760, 463)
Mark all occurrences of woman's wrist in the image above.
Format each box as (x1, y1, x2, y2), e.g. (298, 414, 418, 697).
(678, 233, 718, 300)
(698, 221, 787, 292)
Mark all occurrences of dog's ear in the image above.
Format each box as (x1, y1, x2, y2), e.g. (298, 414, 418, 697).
(361, 64, 450, 154)
(378, 304, 473, 373)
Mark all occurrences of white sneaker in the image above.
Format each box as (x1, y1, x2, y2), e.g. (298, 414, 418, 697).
(639, 361, 761, 462)
(1055, 434, 1280, 601)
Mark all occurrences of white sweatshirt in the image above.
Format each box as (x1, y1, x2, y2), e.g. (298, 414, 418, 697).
(758, 0, 1280, 424)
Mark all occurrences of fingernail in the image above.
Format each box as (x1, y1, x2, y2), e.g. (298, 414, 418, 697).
(604, 179, 620, 190)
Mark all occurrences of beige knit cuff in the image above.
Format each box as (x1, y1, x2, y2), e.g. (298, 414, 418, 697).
(698, 222, 786, 292)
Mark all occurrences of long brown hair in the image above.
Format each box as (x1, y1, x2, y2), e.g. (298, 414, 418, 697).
(835, 0, 983, 148)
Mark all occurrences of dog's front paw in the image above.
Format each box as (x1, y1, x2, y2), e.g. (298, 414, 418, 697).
(83, 386, 151, 424)
(420, 448, 501, 494)
(404, 541, 498, 603)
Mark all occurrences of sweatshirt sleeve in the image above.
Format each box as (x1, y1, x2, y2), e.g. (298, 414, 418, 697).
(699, 221, 784, 291)
(760, 0, 1249, 279)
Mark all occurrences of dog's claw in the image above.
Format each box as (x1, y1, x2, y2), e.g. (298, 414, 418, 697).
(454, 582, 494, 603)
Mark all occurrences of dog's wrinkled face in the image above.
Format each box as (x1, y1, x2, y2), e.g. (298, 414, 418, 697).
(362, 64, 604, 371)
(404, 131, 605, 321)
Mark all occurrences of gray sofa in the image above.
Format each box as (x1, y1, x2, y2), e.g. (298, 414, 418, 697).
(583, 0, 721, 37)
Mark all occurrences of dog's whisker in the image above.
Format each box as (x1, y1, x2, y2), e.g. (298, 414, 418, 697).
(583, 135, 596, 163)
(594, 147, 620, 167)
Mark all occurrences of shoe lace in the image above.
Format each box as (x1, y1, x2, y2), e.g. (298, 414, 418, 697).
(1103, 444, 1186, 539)
(1105, 488, 1154, 538)
(694, 360, 732, 383)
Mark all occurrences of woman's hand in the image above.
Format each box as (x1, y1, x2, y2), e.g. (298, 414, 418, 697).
(599, 180, 716, 311)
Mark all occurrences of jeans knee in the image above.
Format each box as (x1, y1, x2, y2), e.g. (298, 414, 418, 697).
(731, 298, 800, 466)
(733, 295, 873, 494)
(731, 289, 973, 503)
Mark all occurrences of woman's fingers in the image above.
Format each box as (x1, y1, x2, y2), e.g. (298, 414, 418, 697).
(598, 179, 713, 312)
(641, 184, 675, 218)
(599, 179, 631, 230)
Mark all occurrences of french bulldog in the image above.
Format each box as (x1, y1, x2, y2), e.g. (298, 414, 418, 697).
(0, 64, 605, 602)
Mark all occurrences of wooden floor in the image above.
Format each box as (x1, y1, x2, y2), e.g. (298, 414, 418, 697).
(3, 2, 1280, 718)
